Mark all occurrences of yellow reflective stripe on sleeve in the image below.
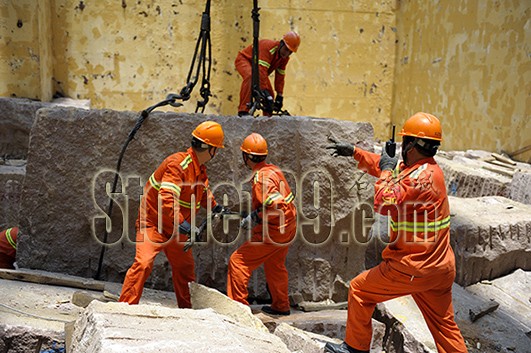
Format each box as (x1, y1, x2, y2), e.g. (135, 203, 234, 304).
(276, 68, 285, 75)
(178, 200, 201, 209)
(389, 216, 451, 232)
(253, 172, 260, 184)
(264, 192, 283, 206)
(180, 155, 193, 170)
(258, 60, 271, 68)
(269, 46, 278, 55)
(285, 192, 294, 204)
(5, 228, 16, 250)
(149, 174, 161, 191)
(161, 181, 182, 196)
(392, 163, 400, 178)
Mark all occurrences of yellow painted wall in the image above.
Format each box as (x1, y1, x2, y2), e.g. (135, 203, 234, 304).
(1, 0, 529, 160)
(392, 0, 531, 161)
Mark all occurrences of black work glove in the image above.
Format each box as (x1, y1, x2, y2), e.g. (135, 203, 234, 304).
(379, 147, 398, 171)
(178, 220, 200, 236)
(240, 210, 261, 230)
(326, 136, 355, 157)
(261, 90, 274, 114)
(273, 95, 283, 111)
(212, 204, 231, 219)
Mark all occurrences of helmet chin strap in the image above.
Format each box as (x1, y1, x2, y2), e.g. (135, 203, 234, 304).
(208, 146, 217, 159)
(401, 138, 418, 166)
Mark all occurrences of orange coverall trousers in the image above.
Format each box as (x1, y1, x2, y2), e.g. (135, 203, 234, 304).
(227, 240, 292, 312)
(235, 55, 253, 113)
(346, 260, 467, 352)
(119, 226, 194, 308)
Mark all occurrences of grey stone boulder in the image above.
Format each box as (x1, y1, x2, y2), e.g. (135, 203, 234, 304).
(68, 301, 290, 353)
(449, 196, 531, 286)
(17, 106, 374, 301)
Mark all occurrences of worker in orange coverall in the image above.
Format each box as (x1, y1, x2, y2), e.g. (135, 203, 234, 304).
(120, 121, 227, 308)
(325, 113, 467, 353)
(227, 133, 297, 315)
(235, 31, 300, 116)
(0, 227, 18, 269)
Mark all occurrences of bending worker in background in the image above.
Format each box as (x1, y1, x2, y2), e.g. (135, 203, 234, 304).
(325, 113, 467, 353)
(227, 133, 297, 315)
(120, 121, 226, 308)
(235, 31, 300, 116)
(0, 227, 18, 269)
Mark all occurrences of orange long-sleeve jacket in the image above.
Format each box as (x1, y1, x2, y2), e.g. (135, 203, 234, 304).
(237, 39, 290, 96)
(250, 161, 297, 244)
(354, 148, 455, 277)
(139, 148, 217, 237)
(0, 227, 17, 269)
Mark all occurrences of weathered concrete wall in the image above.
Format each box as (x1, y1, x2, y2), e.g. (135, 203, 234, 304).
(17, 106, 375, 301)
(1, 0, 396, 140)
(392, 0, 531, 162)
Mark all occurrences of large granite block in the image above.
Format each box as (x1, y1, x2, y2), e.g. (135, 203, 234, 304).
(17, 106, 374, 300)
(0, 98, 50, 159)
(0, 163, 25, 230)
(449, 196, 531, 286)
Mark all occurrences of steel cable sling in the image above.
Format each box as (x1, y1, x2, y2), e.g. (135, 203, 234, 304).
(94, 0, 213, 280)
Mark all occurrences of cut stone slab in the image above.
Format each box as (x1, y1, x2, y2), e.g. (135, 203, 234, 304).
(189, 282, 268, 333)
(448, 196, 531, 286)
(510, 171, 531, 205)
(0, 163, 25, 230)
(435, 155, 512, 198)
(259, 309, 385, 352)
(273, 323, 341, 353)
(68, 301, 290, 353)
(465, 269, 530, 334)
(376, 278, 531, 353)
(17, 106, 374, 300)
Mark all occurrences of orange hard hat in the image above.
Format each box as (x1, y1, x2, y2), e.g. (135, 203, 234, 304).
(192, 121, 225, 148)
(240, 133, 268, 155)
(282, 31, 300, 53)
(399, 112, 442, 141)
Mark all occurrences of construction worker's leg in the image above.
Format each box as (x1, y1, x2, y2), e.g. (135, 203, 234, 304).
(119, 227, 163, 304)
(227, 241, 267, 305)
(235, 56, 252, 113)
(263, 244, 290, 312)
(164, 234, 195, 308)
(345, 262, 411, 351)
(411, 271, 467, 353)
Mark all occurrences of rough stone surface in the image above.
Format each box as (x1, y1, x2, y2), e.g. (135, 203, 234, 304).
(435, 154, 512, 198)
(376, 278, 531, 353)
(189, 282, 268, 333)
(0, 326, 64, 353)
(0, 163, 25, 230)
(448, 196, 531, 286)
(510, 171, 531, 205)
(463, 269, 530, 344)
(17, 106, 374, 300)
(273, 323, 341, 353)
(0, 98, 51, 159)
(69, 301, 290, 353)
(260, 310, 385, 352)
